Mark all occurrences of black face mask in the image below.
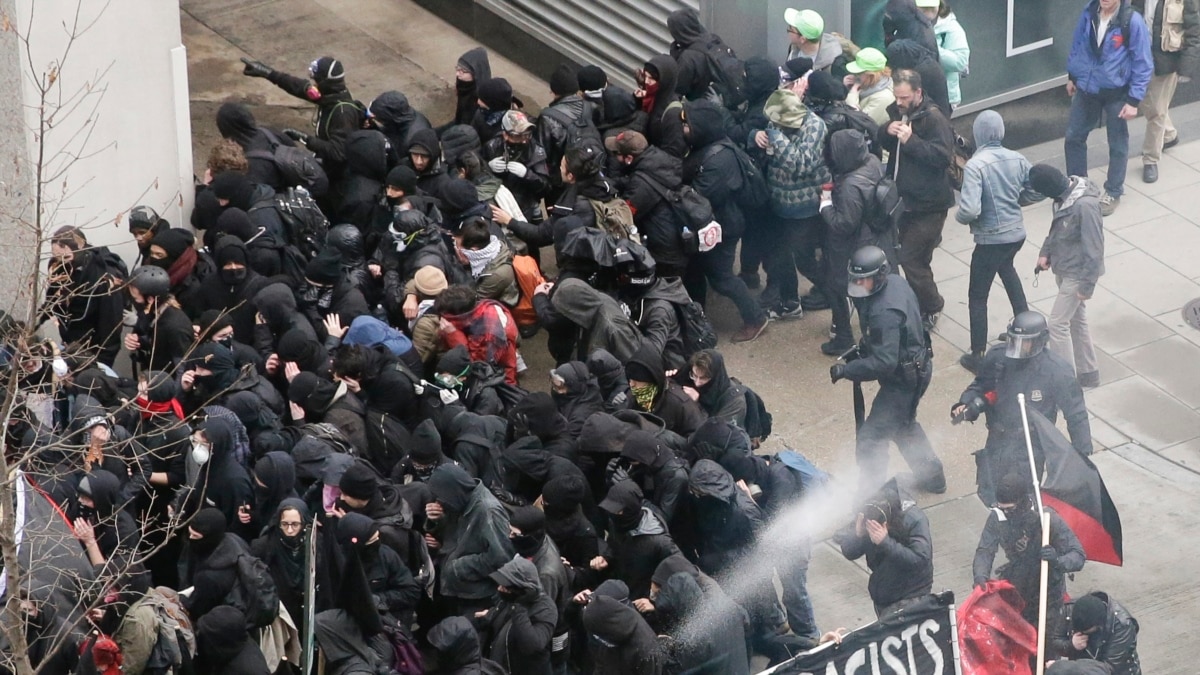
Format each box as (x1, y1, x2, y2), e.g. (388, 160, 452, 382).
(612, 508, 642, 532)
(456, 79, 475, 94)
(497, 588, 523, 602)
(77, 504, 97, 523)
(220, 268, 247, 285)
(146, 257, 171, 270)
(216, 336, 234, 350)
(510, 534, 541, 557)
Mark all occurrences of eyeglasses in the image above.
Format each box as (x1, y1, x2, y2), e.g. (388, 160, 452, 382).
(787, 27, 800, 35)
(280, 521, 304, 531)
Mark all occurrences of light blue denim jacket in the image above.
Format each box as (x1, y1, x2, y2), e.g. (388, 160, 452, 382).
(955, 111, 1041, 244)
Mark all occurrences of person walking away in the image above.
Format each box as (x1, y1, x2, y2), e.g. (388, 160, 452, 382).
(876, 69, 956, 329)
(919, 0, 971, 109)
(1134, 0, 1200, 183)
(1028, 165, 1106, 387)
(1064, 0, 1154, 215)
(829, 246, 946, 496)
(954, 111, 1039, 373)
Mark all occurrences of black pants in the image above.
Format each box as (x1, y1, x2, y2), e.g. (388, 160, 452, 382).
(684, 237, 766, 325)
(968, 240, 1028, 353)
(765, 215, 830, 305)
(855, 375, 945, 495)
(898, 210, 948, 316)
(826, 252, 854, 342)
(739, 207, 771, 278)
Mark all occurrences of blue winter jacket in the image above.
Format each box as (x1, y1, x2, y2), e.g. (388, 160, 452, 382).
(1067, 0, 1154, 105)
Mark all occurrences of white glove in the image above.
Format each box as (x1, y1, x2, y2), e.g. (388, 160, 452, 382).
(122, 308, 138, 327)
(413, 380, 426, 396)
(51, 358, 69, 378)
(506, 162, 528, 178)
(439, 388, 460, 405)
(488, 157, 509, 173)
(819, 200, 833, 211)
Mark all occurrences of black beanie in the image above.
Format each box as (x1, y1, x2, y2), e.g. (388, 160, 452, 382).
(385, 166, 418, 193)
(144, 370, 179, 403)
(436, 344, 472, 376)
(216, 207, 256, 242)
(440, 125, 482, 166)
(215, 235, 248, 267)
(409, 419, 443, 464)
(150, 228, 194, 262)
(305, 250, 342, 285)
(407, 128, 439, 157)
(286, 370, 333, 408)
(190, 507, 227, 540)
(542, 474, 585, 510)
(624, 360, 656, 384)
(577, 65, 607, 93)
(1029, 164, 1071, 200)
(210, 172, 254, 208)
(781, 56, 814, 82)
(199, 309, 233, 339)
(441, 178, 480, 216)
(476, 77, 513, 111)
(550, 64, 579, 96)
(311, 56, 345, 82)
(1071, 594, 1108, 632)
(995, 473, 1030, 505)
(807, 71, 847, 102)
(339, 460, 378, 501)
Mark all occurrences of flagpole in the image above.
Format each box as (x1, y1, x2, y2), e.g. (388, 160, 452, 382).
(1018, 393, 1050, 675)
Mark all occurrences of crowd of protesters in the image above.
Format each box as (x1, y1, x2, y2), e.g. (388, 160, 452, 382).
(4, 0, 1174, 673)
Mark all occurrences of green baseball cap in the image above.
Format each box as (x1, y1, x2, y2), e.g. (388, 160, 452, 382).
(784, 8, 824, 41)
(846, 47, 888, 74)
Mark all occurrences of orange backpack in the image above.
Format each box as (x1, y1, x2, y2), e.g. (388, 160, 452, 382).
(511, 254, 545, 328)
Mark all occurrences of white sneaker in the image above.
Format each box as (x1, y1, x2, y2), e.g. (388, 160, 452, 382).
(1099, 192, 1119, 216)
(515, 350, 528, 373)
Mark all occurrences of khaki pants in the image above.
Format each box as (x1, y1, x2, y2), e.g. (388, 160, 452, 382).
(1141, 71, 1180, 165)
(1048, 275, 1098, 377)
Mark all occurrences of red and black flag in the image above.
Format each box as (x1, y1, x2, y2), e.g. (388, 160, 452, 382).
(1028, 409, 1123, 565)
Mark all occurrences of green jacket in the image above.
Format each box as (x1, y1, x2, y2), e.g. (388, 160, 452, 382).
(935, 13, 971, 106)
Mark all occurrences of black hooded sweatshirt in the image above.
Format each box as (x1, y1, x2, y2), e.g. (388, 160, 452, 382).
(195, 605, 271, 675)
(667, 8, 727, 101)
(43, 246, 125, 367)
(620, 430, 690, 527)
(822, 129, 896, 288)
(584, 595, 664, 675)
(882, 0, 940, 62)
(215, 102, 294, 190)
(690, 349, 747, 426)
(252, 283, 318, 361)
(621, 146, 689, 274)
(551, 361, 605, 439)
(428, 615, 508, 675)
(600, 480, 681, 599)
(336, 130, 392, 229)
(76, 468, 140, 560)
(194, 236, 271, 344)
(190, 417, 255, 536)
(726, 56, 778, 156)
(184, 526, 255, 623)
(501, 436, 592, 508)
(454, 48, 493, 127)
(265, 65, 361, 175)
(624, 343, 706, 437)
(644, 55, 688, 158)
(682, 100, 747, 240)
(370, 90, 433, 166)
(679, 459, 764, 576)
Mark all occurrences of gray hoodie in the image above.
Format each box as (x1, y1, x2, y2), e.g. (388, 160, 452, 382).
(955, 111, 1040, 244)
(1039, 177, 1106, 297)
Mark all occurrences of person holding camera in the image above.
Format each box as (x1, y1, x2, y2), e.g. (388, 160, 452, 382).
(829, 245, 946, 496)
(833, 478, 933, 618)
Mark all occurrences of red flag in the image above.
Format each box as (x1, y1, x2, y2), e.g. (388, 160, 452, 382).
(1027, 409, 1124, 565)
(958, 580, 1037, 675)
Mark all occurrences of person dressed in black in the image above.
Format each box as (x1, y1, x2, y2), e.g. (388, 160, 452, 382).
(829, 246, 946, 495)
(336, 129, 392, 230)
(368, 90, 432, 165)
(583, 594, 665, 675)
(486, 110, 551, 223)
(609, 130, 689, 278)
(616, 430, 690, 529)
(953, 310, 1093, 506)
(125, 266, 195, 374)
(820, 129, 894, 355)
(1054, 591, 1141, 674)
(182, 507, 258, 623)
(195, 606, 272, 675)
(596, 480, 682, 599)
(428, 615, 508, 675)
(242, 55, 362, 186)
(624, 343, 707, 438)
(215, 101, 296, 190)
(452, 48, 492, 127)
(43, 228, 125, 367)
(193, 235, 271, 345)
(251, 498, 317, 636)
(833, 478, 933, 618)
(972, 473, 1085, 652)
(637, 55, 687, 158)
(477, 555, 557, 675)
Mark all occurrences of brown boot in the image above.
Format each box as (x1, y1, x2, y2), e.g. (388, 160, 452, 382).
(732, 319, 769, 343)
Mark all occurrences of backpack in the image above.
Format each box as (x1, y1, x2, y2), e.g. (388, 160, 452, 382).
(775, 448, 831, 490)
(274, 187, 330, 258)
(834, 106, 883, 159)
(704, 140, 769, 211)
(383, 623, 425, 675)
(245, 129, 330, 197)
(511, 254, 545, 330)
(701, 39, 747, 108)
(141, 587, 195, 675)
(277, 241, 312, 288)
(540, 101, 604, 152)
(733, 377, 772, 446)
(638, 173, 718, 254)
(303, 422, 357, 455)
(364, 408, 412, 477)
(586, 196, 640, 243)
(866, 173, 904, 236)
(949, 131, 974, 191)
(673, 299, 718, 356)
(227, 554, 280, 629)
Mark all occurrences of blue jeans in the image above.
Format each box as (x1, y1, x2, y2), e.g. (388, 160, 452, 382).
(1064, 91, 1128, 197)
(779, 547, 818, 640)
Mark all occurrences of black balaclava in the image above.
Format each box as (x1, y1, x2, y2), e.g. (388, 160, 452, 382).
(428, 463, 477, 514)
(509, 505, 546, 557)
(189, 507, 227, 557)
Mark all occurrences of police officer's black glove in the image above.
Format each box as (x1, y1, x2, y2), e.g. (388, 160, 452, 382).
(1039, 545, 1059, 568)
(240, 57, 274, 79)
(829, 364, 846, 384)
(283, 128, 309, 144)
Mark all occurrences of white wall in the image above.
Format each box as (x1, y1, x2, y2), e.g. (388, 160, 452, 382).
(14, 0, 191, 267)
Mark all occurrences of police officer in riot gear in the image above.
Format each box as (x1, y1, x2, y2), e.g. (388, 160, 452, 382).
(952, 310, 1093, 506)
(830, 246, 946, 495)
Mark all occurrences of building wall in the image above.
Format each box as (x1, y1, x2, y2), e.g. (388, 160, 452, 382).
(0, 0, 191, 314)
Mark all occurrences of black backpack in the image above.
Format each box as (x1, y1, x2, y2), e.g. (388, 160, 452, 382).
(245, 129, 330, 197)
(364, 409, 412, 478)
(228, 554, 280, 629)
(639, 173, 716, 254)
(540, 101, 603, 152)
(822, 104, 882, 159)
(673, 300, 718, 356)
(866, 173, 904, 237)
(733, 377, 772, 446)
(704, 140, 769, 211)
(701, 39, 747, 108)
(274, 187, 330, 259)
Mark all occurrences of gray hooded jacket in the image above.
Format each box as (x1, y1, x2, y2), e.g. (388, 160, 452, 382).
(1039, 177, 1106, 297)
